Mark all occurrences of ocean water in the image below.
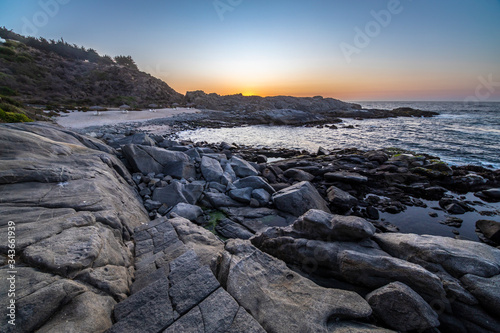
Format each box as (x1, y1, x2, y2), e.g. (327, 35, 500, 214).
(177, 102, 500, 169)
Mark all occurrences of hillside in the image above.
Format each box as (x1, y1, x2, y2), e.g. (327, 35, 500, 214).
(0, 28, 183, 108)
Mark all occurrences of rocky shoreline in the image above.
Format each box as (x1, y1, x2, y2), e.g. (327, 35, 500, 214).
(1, 122, 500, 332)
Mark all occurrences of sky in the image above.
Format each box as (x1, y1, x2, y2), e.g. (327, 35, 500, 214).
(1, 0, 500, 101)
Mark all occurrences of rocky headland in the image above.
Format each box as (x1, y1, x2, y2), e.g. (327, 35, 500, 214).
(2, 122, 500, 333)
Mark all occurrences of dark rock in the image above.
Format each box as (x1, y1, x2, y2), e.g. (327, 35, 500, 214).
(366, 282, 439, 332)
(324, 171, 368, 184)
(206, 192, 247, 208)
(230, 156, 259, 178)
(233, 176, 275, 194)
(200, 156, 224, 183)
(122, 144, 195, 179)
(108, 133, 155, 148)
(251, 188, 271, 206)
(229, 187, 253, 203)
(169, 203, 203, 221)
(446, 203, 467, 215)
(364, 150, 389, 164)
(461, 274, 500, 317)
(152, 181, 203, 206)
(476, 188, 500, 202)
(143, 199, 162, 211)
(476, 220, 500, 244)
(283, 168, 315, 182)
(272, 181, 331, 216)
(439, 216, 464, 227)
(215, 218, 254, 239)
(256, 155, 267, 163)
(327, 186, 358, 212)
(366, 206, 380, 220)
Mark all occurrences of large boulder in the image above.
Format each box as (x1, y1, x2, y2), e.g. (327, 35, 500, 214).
(169, 203, 203, 221)
(230, 156, 259, 178)
(476, 220, 500, 244)
(272, 181, 331, 216)
(283, 168, 315, 182)
(461, 274, 500, 317)
(152, 181, 203, 207)
(214, 239, 374, 332)
(108, 133, 155, 148)
(292, 209, 375, 242)
(122, 144, 195, 179)
(326, 186, 358, 212)
(366, 282, 439, 332)
(233, 176, 275, 194)
(200, 156, 224, 183)
(374, 233, 500, 278)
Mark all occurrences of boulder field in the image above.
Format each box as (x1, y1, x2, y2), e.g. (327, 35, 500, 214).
(1, 123, 500, 332)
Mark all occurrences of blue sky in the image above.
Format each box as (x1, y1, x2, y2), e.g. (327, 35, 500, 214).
(1, 0, 499, 101)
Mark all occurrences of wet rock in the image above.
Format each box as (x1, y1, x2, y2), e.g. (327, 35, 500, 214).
(230, 156, 259, 178)
(214, 239, 373, 333)
(446, 203, 467, 215)
(364, 150, 389, 165)
(476, 220, 500, 245)
(283, 168, 315, 182)
(292, 209, 375, 242)
(366, 282, 439, 332)
(366, 206, 380, 220)
(272, 181, 331, 216)
(317, 146, 330, 156)
(200, 156, 224, 183)
(324, 171, 368, 184)
(476, 188, 500, 202)
(439, 216, 464, 228)
(122, 144, 195, 179)
(327, 186, 358, 212)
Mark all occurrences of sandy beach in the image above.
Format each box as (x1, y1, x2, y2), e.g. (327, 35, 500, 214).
(55, 108, 200, 129)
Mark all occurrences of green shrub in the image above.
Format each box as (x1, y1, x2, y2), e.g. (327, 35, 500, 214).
(0, 46, 15, 56)
(15, 53, 33, 63)
(0, 108, 33, 123)
(0, 86, 17, 96)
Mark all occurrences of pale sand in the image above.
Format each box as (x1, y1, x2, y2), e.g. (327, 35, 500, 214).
(55, 108, 200, 129)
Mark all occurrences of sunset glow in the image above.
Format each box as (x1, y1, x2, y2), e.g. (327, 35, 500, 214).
(1, 0, 499, 101)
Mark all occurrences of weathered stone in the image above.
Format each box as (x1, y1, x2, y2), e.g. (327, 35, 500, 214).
(36, 291, 116, 333)
(327, 186, 358, 212)
(461, 274, 500, 317)
(366, 282, 439, 332)
(216, 218, 254, 239)
(22, 224, 132, 278)
(293, 209, 375, 241)
(214, 239, 372, 333)
(374, 233, 500, 278)
(273, 181, 331, 216)
(76, 265, 131, 301)
(201, 155, 224, 183)
(122, 144, 195, 179)
(230, 156, 259, 177)
(152, 181, 203, 206)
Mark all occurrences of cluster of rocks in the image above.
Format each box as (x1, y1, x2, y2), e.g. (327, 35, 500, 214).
(2, 122, 500, 333)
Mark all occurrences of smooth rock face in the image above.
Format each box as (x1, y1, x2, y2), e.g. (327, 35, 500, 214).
(292, 209, 375, 242)
(230, 156, 259, 178)
(284, 168, 315, 182)
(122, 144, 195, 179)
(201, 155, 224, 182)
(366, 282, 439, 332)
(169, 202, 203, 221)
(273, 181, 331, 216)
(233, 176, 275, 194)
(214, 239, 373, 333)
(374, 233, 500, 278)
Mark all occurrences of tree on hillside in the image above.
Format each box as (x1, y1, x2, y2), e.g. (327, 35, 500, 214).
(114, 55, 138, 70)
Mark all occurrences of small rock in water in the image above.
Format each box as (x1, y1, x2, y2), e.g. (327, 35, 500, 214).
(439, 216, 464, 228)
(429, 212, 439, 218)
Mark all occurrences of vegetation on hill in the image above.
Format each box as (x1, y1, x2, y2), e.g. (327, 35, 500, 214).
(0, 28, 183, 109)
